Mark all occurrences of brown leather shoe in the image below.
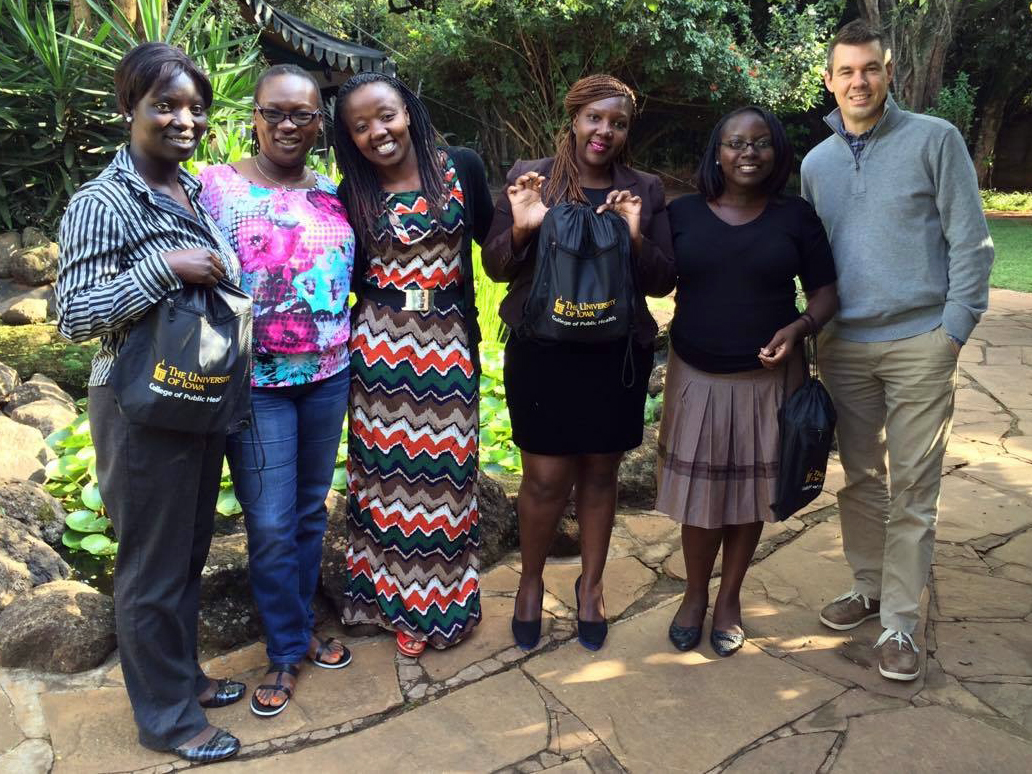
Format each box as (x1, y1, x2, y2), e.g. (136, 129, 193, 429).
(876, 629, 920, 681)
(819, 590, 880, 630)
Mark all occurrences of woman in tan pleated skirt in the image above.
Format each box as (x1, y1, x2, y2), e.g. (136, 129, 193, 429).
(655, 106, 838, 656)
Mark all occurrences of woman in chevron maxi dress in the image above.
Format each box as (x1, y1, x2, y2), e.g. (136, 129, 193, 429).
(333, 72, 492, 656)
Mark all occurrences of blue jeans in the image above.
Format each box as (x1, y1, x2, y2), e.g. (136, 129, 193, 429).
(226, 367, 349, 663)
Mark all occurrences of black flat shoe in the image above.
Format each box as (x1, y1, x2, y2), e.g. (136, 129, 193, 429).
(198, 678, 246, 709)
(710, 627, 745, 657)
(668, 622, 702, 652)
(575, 576, 608, 651)
(171, 728, 240, 763)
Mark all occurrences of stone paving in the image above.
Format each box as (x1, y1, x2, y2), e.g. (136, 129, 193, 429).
(2, 289, 1031, 773)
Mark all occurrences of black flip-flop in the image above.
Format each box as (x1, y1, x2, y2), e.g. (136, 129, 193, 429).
(249, 662, 300, 717)
(308, 636, 353, 670)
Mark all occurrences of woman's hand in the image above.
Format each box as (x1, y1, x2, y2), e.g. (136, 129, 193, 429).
(164, 248, 225, 286)
(597, 189, 642, 251)
(507, 171, 549, 251)
(758, 320, 806, 369)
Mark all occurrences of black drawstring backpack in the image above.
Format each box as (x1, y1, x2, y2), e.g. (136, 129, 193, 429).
(770, 337, 837, 520)
(522, 202, 635, 345)
(109, 279, 253, 434)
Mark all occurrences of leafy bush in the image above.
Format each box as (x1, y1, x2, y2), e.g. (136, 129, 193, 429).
(43, 407, 117, 557)
(644, 393, 663, 425)
(927, 71, 977, 142)
(479, 341, 520, 474)
(982, 189, 1032, 212)
(0, 0, 261, 232)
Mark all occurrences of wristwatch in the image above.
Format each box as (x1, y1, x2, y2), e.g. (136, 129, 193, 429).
(946, 333, 964, 350)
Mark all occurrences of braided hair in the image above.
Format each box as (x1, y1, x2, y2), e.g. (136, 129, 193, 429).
(543, 74, 637, 206)
(333, 72, 446, 242)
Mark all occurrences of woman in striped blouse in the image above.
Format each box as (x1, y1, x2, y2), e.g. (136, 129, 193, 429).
(56, 43, 244, 764)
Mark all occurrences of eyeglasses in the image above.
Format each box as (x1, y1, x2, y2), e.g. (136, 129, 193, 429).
(254, 105, 320, 127)
(720, 138, 773, 151)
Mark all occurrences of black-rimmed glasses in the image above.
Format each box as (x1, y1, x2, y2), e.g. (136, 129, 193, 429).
(720, 138, 773, 151)
(254, 105, 321, 126)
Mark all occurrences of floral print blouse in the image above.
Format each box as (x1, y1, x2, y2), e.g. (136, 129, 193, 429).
(198, 165, 355, 387)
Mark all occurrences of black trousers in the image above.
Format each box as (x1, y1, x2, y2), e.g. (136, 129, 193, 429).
(89, 385, 225, 750)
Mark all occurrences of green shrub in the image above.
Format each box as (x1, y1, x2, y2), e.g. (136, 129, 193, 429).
(927, 72, 977, 142)
(0, 0, 261, 233)
(982, 189, 1032, 213)
(479, 341, 520, 474)
(44, 402, 251, 558)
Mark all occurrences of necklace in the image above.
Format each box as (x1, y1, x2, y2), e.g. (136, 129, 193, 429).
(253, 155, 313, 189)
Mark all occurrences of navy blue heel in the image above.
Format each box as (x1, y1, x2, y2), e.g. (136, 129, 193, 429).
(574, 576, 608, 651)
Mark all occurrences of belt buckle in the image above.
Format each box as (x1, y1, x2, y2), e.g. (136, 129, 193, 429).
(402, 287, 432, 312)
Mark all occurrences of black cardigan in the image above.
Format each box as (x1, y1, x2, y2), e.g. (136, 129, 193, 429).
(338, 145, 494, 372)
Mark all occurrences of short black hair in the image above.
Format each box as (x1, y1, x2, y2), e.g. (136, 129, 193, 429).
(695, 106, 793, 199)
(114, 42, 213, 116)
(255, 64, 324, 109)
(827, 19, 889, 72)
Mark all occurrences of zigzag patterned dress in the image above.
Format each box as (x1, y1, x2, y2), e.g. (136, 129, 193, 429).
(342, 158, 481, 648)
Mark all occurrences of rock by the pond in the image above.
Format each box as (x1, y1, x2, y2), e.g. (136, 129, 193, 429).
(617, 423, 658, 508)
(0, 450, 44, 483)
(3, 375, 75, 414)
(552, 511, 581, 557)
(0, 516, 70, 609)
(20, 227, 48, 249)
(478, 472, 518, 568)
(0, 362, 20, 403)
(0, 232, 21, 278)
(200, 530, 336, 651)
(0, 416, 50, 464)
(9, 243, 58, 287)
(318, 488, 350, 617)
(0, 580, 115, 673)
(7, 400, 76, 439)
(1, 298, 48, 325)
(0, 282, 55, 321)
(648, 362, 667, 397)
(199, 533, 261, 652)
(0, 478, 66, 545)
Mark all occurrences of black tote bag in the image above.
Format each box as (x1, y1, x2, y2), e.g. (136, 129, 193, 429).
(522, 202, 635, 343)
(109, 279, 253, 434)
(770, 337, 837, 520)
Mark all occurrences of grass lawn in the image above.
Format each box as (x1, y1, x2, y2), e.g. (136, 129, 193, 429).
(988, 218, 1032, 293)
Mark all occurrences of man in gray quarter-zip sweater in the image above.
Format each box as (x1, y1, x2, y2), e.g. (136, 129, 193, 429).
(800, 19, 993, 683)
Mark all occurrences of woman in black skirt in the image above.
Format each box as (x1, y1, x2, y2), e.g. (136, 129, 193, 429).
(483, 74, 674, 651)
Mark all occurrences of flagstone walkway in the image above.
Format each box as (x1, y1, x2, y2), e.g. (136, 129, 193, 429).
(3, 289, 1031, 773)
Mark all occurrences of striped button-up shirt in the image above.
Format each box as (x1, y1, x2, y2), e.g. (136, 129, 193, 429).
(57, 148, 240, 386)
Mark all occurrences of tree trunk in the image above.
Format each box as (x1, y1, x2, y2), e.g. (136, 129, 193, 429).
(114, 0, 137, 30)
(70, 0, 93, 31)
(972, 88, 1009, 187)
(857, 0, 961, 111)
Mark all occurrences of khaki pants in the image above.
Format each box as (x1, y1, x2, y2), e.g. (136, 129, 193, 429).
(817, 327, 958, 634)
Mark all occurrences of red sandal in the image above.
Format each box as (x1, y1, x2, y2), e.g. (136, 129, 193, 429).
(395, 630, 426, 657)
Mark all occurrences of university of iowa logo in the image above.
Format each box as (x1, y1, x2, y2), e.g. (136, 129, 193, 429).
(152, 360, 168, 382)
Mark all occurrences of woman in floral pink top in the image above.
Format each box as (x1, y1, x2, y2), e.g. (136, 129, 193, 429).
(198, 65, 354, 718)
